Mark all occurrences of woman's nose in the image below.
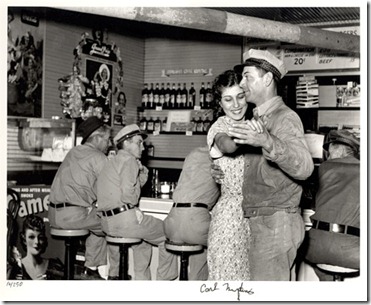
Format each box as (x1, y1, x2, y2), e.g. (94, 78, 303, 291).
(233, 98, 239, 107)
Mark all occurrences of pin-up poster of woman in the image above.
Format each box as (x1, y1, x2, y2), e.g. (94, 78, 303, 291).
(84, 59, 113, 124)
(8, 8, 44, 117)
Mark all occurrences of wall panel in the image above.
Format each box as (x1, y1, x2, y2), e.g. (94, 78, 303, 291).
(142, 37, 241, 159)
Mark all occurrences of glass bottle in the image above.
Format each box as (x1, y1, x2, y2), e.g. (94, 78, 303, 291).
(205, 82, 213, 109)
(188, 82, 196, 108)
(162, 116, 168, 132)
(147, 117, 154, 132)
(154, 117, 162, 133)
(203, 116, 211, 133)
(141, 83, 148, 109)
(181, 83, 188, 108)
(199, 82, 205, 109)
(196, 117, 204, 133)
(139, 114, 147, 131)
(191, 116, 197, 132)
(170, 83, 176, 109)
(154, 83, 160, 107)
(164, 83, 171, 109)
(148, 83, 154, 109)
(159, 83, 165, 107)
(176, 83, 182, 108)
(147, 142, 154, 157)
(152, 169, 159, 197)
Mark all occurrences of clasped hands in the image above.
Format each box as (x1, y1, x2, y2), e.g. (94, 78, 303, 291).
(228, 116, 273, 152)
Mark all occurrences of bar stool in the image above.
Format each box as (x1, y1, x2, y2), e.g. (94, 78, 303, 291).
(105, 235, 141, 280)
(317, 264, 359, 281)
(165, 240, 203, 281)
(50, 227, 89, 280)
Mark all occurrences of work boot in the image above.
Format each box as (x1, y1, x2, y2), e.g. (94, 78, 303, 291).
(78, 267, 104, 280)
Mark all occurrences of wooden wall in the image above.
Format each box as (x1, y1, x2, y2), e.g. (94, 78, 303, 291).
(8, 9, 146, 173)
(142, 36, 241, 159)
(43, 10, 145, 135)
(144, 37, 241, 103)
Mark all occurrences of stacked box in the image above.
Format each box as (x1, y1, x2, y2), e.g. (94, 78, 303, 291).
(296, 75, 319, 108)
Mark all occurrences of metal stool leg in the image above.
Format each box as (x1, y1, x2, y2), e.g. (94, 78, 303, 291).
(119, 244, 130, 280)
(64, 237, 72, 280)
(179, 252, 189, 281)
(64, 237, 78, 280)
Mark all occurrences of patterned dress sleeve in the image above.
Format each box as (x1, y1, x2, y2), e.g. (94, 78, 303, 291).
(207, 116, 229, 159)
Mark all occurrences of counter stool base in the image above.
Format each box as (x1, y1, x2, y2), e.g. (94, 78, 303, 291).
(50, 228, 89, 280)
(165, 240, 203, 281)
(105, 235, 141, 280)
(317, 263, 359, 281)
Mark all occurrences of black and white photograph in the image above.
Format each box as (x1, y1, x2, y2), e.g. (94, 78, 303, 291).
(2, 0, 367, 302)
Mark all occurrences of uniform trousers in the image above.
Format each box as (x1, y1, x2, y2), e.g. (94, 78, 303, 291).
(248, 211, 305, 281)
(48, 205, 119, 276)
(163, 207, 210, 280)
(100, 207, 178, 280)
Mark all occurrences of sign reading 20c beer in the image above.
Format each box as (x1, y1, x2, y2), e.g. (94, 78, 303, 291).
(245, 26, 360, 72)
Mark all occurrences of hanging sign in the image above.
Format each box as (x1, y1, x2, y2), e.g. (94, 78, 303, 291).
(244, 26, 360, 72)
(161, 68, 213, 77)
(82, 40, 117, 61)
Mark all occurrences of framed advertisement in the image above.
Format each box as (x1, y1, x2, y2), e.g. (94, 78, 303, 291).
(8, 8, 44, 118)
(81, 57, 114, 126)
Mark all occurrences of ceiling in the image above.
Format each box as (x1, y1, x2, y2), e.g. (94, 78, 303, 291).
(211, 7, 360, 27)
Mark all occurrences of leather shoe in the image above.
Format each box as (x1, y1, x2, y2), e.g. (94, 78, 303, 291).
(79, 267, 104, 280)
(107, 276, 120, 280)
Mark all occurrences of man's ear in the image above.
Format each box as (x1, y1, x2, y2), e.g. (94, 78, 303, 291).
(263, 72, 274, 87)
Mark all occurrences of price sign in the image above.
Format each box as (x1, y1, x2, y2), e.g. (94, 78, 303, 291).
(283, 46, 317, 71)
(244, 26, 360, 72)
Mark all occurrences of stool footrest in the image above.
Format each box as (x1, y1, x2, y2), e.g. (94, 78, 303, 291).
(165, 240, 203, 252)
(105, 235, 141, 244)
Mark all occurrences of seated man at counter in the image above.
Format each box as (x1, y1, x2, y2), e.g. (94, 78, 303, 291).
(164, 146, 220, 280)
(306, 130, 360, 280)
(96, 124, 178, 280)
(48, 116, 117, 280)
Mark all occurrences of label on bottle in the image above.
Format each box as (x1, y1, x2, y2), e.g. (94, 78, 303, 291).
(197, 121, 204, 132)
(148, 92, 154, 103)
(147, 121, 154, 131)
(147, 146, 154, 156)
(188, 93, 195, 107)
(154, 94, 159, 105)
(142, 94, 148, 104)
(139, 121, 147, 131)
(154, 121, 161, 132)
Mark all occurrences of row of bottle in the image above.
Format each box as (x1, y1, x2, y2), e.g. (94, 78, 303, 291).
(139, 115, 212, 133)
(141, 82, 215, 109)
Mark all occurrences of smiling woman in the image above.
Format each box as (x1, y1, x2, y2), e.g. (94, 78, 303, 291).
(205, 70, 254, 281)
(8, 215, 64, 280)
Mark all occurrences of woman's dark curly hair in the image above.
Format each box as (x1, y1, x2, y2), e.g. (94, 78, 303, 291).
(20, 215, 48, 252)
(211, 70, 242, 121)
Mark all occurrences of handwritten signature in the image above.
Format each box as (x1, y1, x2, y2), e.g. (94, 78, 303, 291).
(200, 282, 254, 301)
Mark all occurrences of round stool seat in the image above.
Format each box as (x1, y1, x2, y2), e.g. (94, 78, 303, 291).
(317, 264, 359, 274)
(50, 227, 89, 237)
(106, 235, 141, 244)
(165, 241, 203, 252)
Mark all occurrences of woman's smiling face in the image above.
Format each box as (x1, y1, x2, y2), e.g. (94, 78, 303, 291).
(219, 84, 247, 122)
